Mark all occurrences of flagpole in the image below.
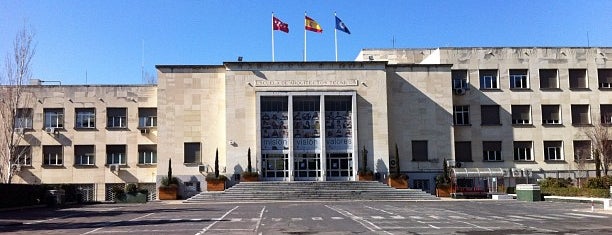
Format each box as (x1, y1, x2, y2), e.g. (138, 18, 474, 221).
(334, 12, 338, 62)
(304, 11, 307, 62)
(272, 12, 275, 62)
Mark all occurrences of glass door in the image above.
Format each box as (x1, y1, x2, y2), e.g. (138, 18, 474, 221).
(262, 154, 289, 181)
(294, 153, 321, 181)
(326, 153, 353, 181)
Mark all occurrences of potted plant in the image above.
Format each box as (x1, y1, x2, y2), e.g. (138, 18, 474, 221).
(242, 148, 259, 182)
(388, 144, 409, 189)
(357, 145, 374, 181)
(158, 158, 180, 200)
(206, 148, 228, 191)
(435, 159, 452, 197)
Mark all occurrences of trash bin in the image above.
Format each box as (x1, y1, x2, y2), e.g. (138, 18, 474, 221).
(46, 189, 66, 206)
(516, 184, 541, 202)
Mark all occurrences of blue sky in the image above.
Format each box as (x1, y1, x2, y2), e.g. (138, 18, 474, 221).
(1, 1, 611, 85)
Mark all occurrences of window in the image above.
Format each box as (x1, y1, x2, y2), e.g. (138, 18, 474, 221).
(184, 142, 201, 164)
(539, 69, 559, 89)
(511, 105, 531, 125)
(513, 141, 533, 161)
(412, 141, 428, 161)
(106, 145, 126, 165)
(544, 141, 563, 161)
(601, 105, 612, 124)
(44, 108, 64, 128)
(571, 105, 590, 125)
(598, 69, 612, 89)
(453, 105, 470, 125)
(15, 108, 33, 129)
(542, 105, 562, 124)
(452, 70, 469, 89)
(483, 141, 502, 161)
(75, 108, 95, 129)
(138, 145, 157, 164)
(454, 141, 472, 162)
(479, 70, 498, 89)
(107, 108, 127, 128)
(413, 179, 430, 192)
(75, 145, 95, 166)
(481, 105, 500, 125)
(43, 145, 63, 166)
(14, 146, 32, 166)
(138, 108, 157, 128)
(509, 69, 529, 89)
(569, 69, 588, 89)
(574, 140, 592, 161)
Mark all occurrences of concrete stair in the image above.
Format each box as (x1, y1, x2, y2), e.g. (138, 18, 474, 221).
(184, 181, 439, 202)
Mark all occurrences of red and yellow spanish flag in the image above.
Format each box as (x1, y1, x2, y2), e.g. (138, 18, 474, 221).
(305, 16, 323, 33)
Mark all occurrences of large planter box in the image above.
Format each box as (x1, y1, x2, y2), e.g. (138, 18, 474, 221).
(358, 174, 374, 181)
(436, 185, 452, 197)
(206, 180, 226, 191)
(242, 175, 259, 182)
(158, 186, 178, 200)
(116, 193, 148, 203)
(388, 177, 408, 189)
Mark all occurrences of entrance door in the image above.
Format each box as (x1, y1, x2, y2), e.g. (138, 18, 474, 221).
(293, 153, 321, 181)
(262, 154, 289, 181)
(326, 153, 353, 181)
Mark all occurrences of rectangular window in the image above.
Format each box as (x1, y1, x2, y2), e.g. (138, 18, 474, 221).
(598, 69, 612, 89)
(539, 69, 559, 89)
(601, 105, 612, 124)
(107, 108, 127, 128)
(184, 142, 201, 164)
(481, 105, 500, 125)
(573, 140, 592, 161)
(75, 108, 96, 129)
(479, 69, 498, 89)
(509, 69, 529, 89)
(483, 141, 502, 161)
(453, 105, 470, 125)
(43, 108, 64, 128)
(571, 105, 590, 125)
(542, 105, 562, 124)
(513, 141, 533, 161)
(106, 145, 126, 165)
(454, 141, 472, 162)
(511, 105, 531, 125)
(544, 141, 563, 161)
(452, 70, 469, 89)
(75, 145, 95, 166)
(15, 108, 33, 129)
(14, 146, 32, 166)
(43, 145, 63, 166)
(138, 108, 157, 128)
(138, 145, 157, 164)
(412, 141, 428, 161)
(569, 69, 588, 89)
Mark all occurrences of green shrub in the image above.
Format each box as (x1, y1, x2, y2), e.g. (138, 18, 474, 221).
(125, 183, 138, 195)
(541, 187, 609, 198)
(538, 177, 573, 188)
(585, 176, 612, 189)
(505, 187, 516, 194)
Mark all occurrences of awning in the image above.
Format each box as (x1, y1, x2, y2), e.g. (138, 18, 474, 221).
(451, 168, 505, 179)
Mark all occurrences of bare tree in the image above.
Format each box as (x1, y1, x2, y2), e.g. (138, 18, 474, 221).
(0, 26, 36, 184)
(582, 116, 612, 177)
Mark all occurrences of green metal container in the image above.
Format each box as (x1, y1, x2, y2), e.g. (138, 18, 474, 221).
(516, 184, 541, 202)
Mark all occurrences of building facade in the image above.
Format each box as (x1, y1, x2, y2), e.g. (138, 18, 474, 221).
(5, 47, 612, 200)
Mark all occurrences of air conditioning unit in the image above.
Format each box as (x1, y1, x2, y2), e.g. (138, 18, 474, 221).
(14, 128, 24, 134)
(455, 161, 463, 168)
(198, 165, 208, 173)
(446, 160, 456, 168)
(454, 88, 466, 96)
(140, 128, 150, 134)
(522, 168, 533, 177)
(11, 164, 22, 172)
(511, 168, 522, 178)
(109, 164, 120, 172)
(45, 127, 55, 134)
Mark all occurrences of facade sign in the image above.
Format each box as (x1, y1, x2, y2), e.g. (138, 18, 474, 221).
(261, 111, 289, 150)
(255, 80, 358, 87)
(326, 138, 352, 151)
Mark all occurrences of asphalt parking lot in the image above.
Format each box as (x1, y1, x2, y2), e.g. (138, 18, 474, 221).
(1, 200, 611, 234)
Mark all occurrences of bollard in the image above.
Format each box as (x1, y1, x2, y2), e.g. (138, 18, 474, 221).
(591, 199, 594, 212)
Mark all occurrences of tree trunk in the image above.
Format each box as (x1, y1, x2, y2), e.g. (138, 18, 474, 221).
(595, 151, 602, 178)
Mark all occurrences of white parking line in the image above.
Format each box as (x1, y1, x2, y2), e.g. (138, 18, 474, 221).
(291, 218, 303, 221)
(255, 206, 265, 232)
(365, 206, 394, 215)
(128, 213, 154, 221)
(195, 206, 239, 235)
(390, 215, 405, 219)
(325, 205, 392, 235)
(331, 217, 344, 220)
(312, 217, 323, 220)
(371, 216, 385, 219)
(565, 212, 608, 218)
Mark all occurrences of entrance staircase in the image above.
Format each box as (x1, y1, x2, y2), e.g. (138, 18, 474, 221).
(184, 181, 439, 202)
